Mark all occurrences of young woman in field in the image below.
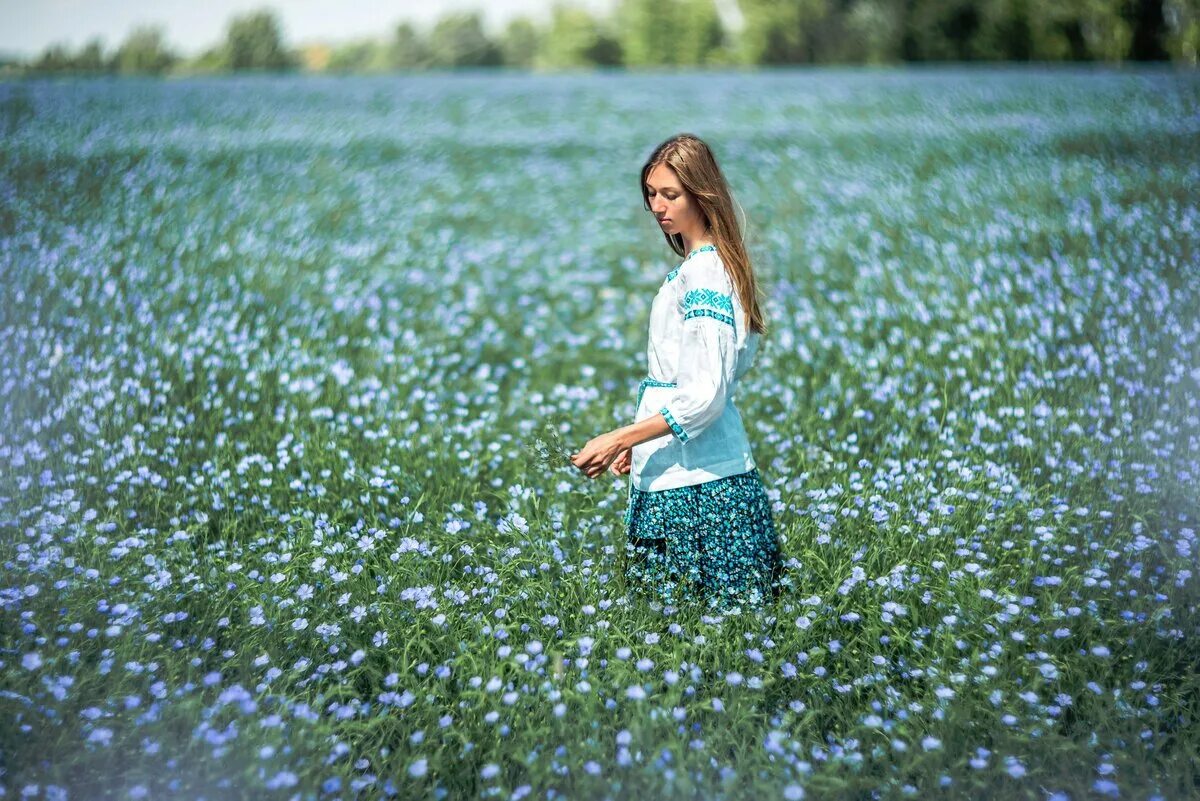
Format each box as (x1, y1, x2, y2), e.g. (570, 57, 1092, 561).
(570, 133, 783, 612)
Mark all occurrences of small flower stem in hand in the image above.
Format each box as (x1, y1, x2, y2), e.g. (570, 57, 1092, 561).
(531, 418, 576, 471)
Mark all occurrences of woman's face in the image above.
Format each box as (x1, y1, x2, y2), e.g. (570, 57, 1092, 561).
(645, 163, 704, 239)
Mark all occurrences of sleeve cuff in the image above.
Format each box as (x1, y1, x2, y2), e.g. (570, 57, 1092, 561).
(659, 407, 690, 442)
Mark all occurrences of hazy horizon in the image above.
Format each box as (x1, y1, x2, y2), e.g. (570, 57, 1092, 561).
(1, 0, 748, 60)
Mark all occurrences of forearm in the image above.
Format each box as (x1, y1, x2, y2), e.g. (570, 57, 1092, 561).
(615, 413, 674, 450)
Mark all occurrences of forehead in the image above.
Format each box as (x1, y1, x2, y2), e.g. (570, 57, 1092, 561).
(645, 163, 681, 189)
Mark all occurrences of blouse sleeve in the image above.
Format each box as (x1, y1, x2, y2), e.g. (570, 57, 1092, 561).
(659, 258, 738, 443)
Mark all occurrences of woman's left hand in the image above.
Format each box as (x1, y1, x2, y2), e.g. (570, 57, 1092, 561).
(570, 431, 628, 479)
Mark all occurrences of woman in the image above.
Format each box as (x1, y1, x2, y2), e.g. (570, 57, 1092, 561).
(570, 133, 783, 612)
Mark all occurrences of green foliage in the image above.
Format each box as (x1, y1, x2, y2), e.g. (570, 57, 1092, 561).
(14, 0, 1199, 76)
(389, 22, 434, 70)
(614, 0, 674, 66)
(675, 0, 728, 65)
(969, 0, 1033, 61)
(616, 0, 727, 66)
(1164, 0, 1200, 63)
(114, 24, 178, 75)
(738, 0, 830, 64)
(427, 11, 503, 68)
(500, 16, 543, 69)
(29, 43, 76, 73)
(180, 46, 230, 75)
(24, 37, 117, 74)
(537, 3, 622, 69)
(223, 9, 299, 71)
(908, 0, 990, 60)
(73, 38, 110, 72)
(327, 39, 391, 73)
(844, 0, 905, 63)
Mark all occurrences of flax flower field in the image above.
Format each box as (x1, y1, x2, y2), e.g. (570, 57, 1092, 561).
(1, 68, 1198, 800)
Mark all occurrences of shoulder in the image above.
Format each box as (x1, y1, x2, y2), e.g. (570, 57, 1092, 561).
(678, 251, 732, 292)
(678, 253, 735, 318)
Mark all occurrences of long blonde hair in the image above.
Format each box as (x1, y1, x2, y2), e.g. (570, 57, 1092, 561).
(640, 133, 768, 337)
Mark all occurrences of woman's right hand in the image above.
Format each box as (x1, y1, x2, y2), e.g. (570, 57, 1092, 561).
(609, 447, 632, 476)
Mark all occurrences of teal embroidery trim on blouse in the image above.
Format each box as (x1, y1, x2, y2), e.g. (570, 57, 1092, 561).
(665, 243, 717, 283)
(683, 307, 735, 327)
(681, 287, 735, 329)
(683, 288, 733, 313)
(637, 378, 677, 409)
(660, 406, 689, 442)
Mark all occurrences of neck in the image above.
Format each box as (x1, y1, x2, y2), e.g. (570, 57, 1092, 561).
(681, 230, 714, 254)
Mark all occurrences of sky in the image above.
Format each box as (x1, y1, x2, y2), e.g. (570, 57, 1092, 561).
(0, 0, 743, 60)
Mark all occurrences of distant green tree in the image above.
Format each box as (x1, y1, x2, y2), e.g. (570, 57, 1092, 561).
(972, 0, 1034, 60)
(28, 36, 114, 74)
(616, 0, 725, 66)
(616, 0, 680, 66)
(428, 11, 502, 67)
(500, 16, 542, 68)
(587, 23, 624, 66)
(1125, 0, 1169, 58)
(389, 21, 433, 69)
(801, 0, 879, 63)
(844, 0, 904, 62)
(677, 0, 727, 64)
(30, 43, 74, 73)
(224, 9, 298, 70)
(900, 0, 983, 60)
(973, 0, 1130, 61)
(974, 0, 1122, 62)
(183, 45, 229, 74)
(114, 25, 179, 74)
(538, 3, 621, 68)
(327, 39, 389, 73)
(1164, 0, 1199, 62)
(75, 37, 112, 72)
(1072, 0, 1133, 60)
(737, 0, 830, 64)
(1025, 3, 1091, 59)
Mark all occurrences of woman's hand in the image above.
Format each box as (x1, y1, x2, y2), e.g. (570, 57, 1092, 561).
(609, 447, 632, 476)
(570, 431, 629, 479)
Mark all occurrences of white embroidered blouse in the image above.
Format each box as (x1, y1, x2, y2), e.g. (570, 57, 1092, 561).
(629, 243, 760, 494)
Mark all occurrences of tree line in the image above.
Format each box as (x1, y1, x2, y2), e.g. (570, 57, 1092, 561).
(8, 0, 1198, 77)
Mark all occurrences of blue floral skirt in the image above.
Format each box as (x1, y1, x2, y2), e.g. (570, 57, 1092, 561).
(622, 468, 783, 612)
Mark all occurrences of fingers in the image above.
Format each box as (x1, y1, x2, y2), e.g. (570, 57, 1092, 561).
(579, 449, 631, 479)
